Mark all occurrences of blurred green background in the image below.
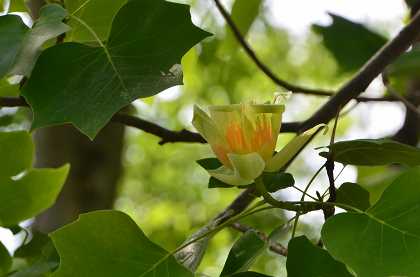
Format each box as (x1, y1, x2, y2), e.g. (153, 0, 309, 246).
(0, 0, 414, 276)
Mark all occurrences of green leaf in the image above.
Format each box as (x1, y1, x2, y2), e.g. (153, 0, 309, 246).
(0, 4, 69, 78)
(223, 0, 262, 51)
(0, 166, 69, 226)
(230, 0, 261, 36)
(10, 4, 70, 76)
(0, 241, 11, 276)
(15, 231, 51, 262)
(322, 168, 420, 277)
(208, 176, 232, 188)
(336, 182, 370, 211)
(405, 0, 420, 9)
(312, 14, 387, 72)
(50, 210, 193, 277)
(320, 139, 420, 166)
(23, 0, 210, 139)
(65, 0, 126, 42)
(0, 131, 69, 226)
(220, 230, 266, 276)
(0, 130, 33, 180)
(0, 15, 27, 78)
(262, 171, 294, 193)
(8, 0, 28, 13)
(197, 159, 232, 188)
(197, 157, 222, 170)
(286, 236, 352, 277)
(11, 233, 59, 277)
(0, 78, 19, 96)
(386, 46, 420, 79)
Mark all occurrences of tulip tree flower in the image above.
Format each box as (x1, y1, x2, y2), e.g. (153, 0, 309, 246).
(193, 102, 325, 187)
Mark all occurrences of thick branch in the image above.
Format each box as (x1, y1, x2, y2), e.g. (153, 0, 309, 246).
(0, 97, 302, 142)
(112, 114, 206, 145)
(0, 96, 28, 107)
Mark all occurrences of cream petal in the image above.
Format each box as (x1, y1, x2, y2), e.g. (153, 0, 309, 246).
(192, 105, 224, 146)
(265, 124, 327, 172)
(208, 152, 265, 186)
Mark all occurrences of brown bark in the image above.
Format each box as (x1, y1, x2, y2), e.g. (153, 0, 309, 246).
(33, 124, 125, 232)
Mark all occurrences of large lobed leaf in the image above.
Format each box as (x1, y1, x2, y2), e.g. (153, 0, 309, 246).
(222, 0, 262, 51)
(64, 0, 126, 42)
(0, 241, 11, 276)
(336, 182, 370, 211)
(320, 139, 420, 166)
(11, 232, 60, 277)
(23, 0, 210, 139)
(0, 4, 69, 79)
(0, 14, 27, 78)
(220, 230, 266, 276)
(50, 210, 192, 277)
(286, 236, 353, 277)
(0, 131, 69, 226)
(312, 14, 387, 73)
(322, 168, 420, 277)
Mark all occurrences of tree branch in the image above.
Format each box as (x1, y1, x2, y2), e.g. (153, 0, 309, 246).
(230, 222, 288, 256)
(0, 96, 303, 142)
(0, 96, 28, 107)
(111, 114, 206, 145)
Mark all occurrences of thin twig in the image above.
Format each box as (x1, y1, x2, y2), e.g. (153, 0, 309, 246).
(291, 165, 325, 238)
(230, 222, 288, 256)
(323, 109, 340, 220)
(212, 0, 333, 96)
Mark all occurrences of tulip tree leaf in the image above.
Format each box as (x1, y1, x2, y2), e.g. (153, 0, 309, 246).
(0, 131, 69, 226)
(0, 241, 11, 276)
(220, 230, 266, 276)
(22, 0, 210, 139)
(50, 210, 193, 277)
(0, 4, 69, 79)
(64, 0, 126, 42)
(197, 158, 222, 170)
(336, 182, 370, 211)
(286, 236, 352, 277)
(197, 158, 232, 188)
(320, 139, 420, 166)
(312, 14, 387, 72)
(322, 168, 420, 277)
(386, 46, 420, 79)
(262, 171, 294, 192)
(230, 0, 262, 36)
(405, 0, 420, 9)
(12, 233, 60, 277)
(223, 0, 262, 50)
(7, 0, 28, 13)
(10, 4, 70, 76)
(0, 130, 32, 179)
(0, 14, 27, 78)
(208, 177, 233, 188)
(0, 78, 19, 96)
